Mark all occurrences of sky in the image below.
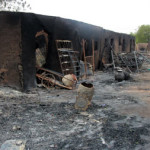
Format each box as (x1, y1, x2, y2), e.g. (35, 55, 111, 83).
(27, 0, 150, 34)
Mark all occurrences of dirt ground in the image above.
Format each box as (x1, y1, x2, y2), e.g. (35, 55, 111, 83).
(0, 69, 150, 149)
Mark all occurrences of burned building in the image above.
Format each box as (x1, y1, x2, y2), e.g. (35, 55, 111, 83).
(0, 11, 135, 91)
(136, 43, 148, 51)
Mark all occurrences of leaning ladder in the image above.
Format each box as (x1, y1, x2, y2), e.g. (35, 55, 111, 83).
(55, 40, 80, 78)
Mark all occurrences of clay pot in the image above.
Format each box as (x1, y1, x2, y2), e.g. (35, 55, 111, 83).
(123, 71, 130, 80)
(115, 70, 125, 82)
(75, 82, 94, 111)
(62, 74, 77, 87)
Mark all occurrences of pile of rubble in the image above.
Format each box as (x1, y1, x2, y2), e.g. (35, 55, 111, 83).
(111, 50, 150, 73)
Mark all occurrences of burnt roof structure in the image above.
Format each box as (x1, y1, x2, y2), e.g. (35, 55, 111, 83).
(0, 11, 135, 91)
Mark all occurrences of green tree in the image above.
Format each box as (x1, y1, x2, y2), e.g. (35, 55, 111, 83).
(131, 25, 150, 43)
(130, 32, 136, 37)
(0, 0, 31, 11)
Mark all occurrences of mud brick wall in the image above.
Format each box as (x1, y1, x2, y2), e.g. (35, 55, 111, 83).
(101, 30, 135, 64)
(0, 12, 135, 90)
(0, 13, 22, 90)
(136, 43, 148, 51)
(101, 30, 114, 64)
(147, 42, 150, 51)
(114, 38, 120, 53)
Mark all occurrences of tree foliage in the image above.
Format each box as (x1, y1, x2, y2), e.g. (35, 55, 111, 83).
(0, 0, 31, 11)
(131, 25, 150, 43)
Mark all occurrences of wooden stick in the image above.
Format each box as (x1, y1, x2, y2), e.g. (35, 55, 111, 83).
(36, 74, 73, 90)
(82, 39, 87, 78)
(92, 40, 95, 75)
(134, 51, 139, 73)
(111, 50, 115, 69)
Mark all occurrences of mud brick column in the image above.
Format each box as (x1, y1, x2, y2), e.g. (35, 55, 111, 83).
(0, 13, 22, 90)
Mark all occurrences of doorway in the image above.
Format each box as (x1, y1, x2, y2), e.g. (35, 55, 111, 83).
(35, 30, 48, 68)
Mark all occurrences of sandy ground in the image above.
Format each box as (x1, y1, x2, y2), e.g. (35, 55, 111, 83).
(0, 69, 150, 149)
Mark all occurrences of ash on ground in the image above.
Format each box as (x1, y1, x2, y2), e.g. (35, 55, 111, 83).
(0, 71, 150, 150)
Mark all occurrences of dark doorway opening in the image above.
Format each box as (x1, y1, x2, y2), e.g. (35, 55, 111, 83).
(35, 30, 48, 68)
(94, 41, 98, 51)
(102, 38, 112, 64)
(130, 39, 132, 52)
(35, 30, 48, 84)
(110, 38, 114, 50)
(119, 37, 121, 45)
(122, 39, 126, 52)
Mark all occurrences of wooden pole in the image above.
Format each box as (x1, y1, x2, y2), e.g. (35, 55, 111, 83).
(92, 40, 95, 75)
(82, 39, 87, 78)
(134, 51, 139, 73)
(111, 50, 115, 69)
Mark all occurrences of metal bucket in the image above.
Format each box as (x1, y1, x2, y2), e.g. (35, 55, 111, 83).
(75, 82, 94, 111)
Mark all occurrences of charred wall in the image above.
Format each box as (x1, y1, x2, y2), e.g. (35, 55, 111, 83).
(45, 17, 77, 73)
(21, 13, 38, 90)
(73, 22, 104, 69)
(0, 12, 22, 90)
(32, 15, 104, 72)
(101, 30, 135, 65)
(21, 13, 57, 90)
(0, 12, 135, 90)
(21, 13, 80, 90)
